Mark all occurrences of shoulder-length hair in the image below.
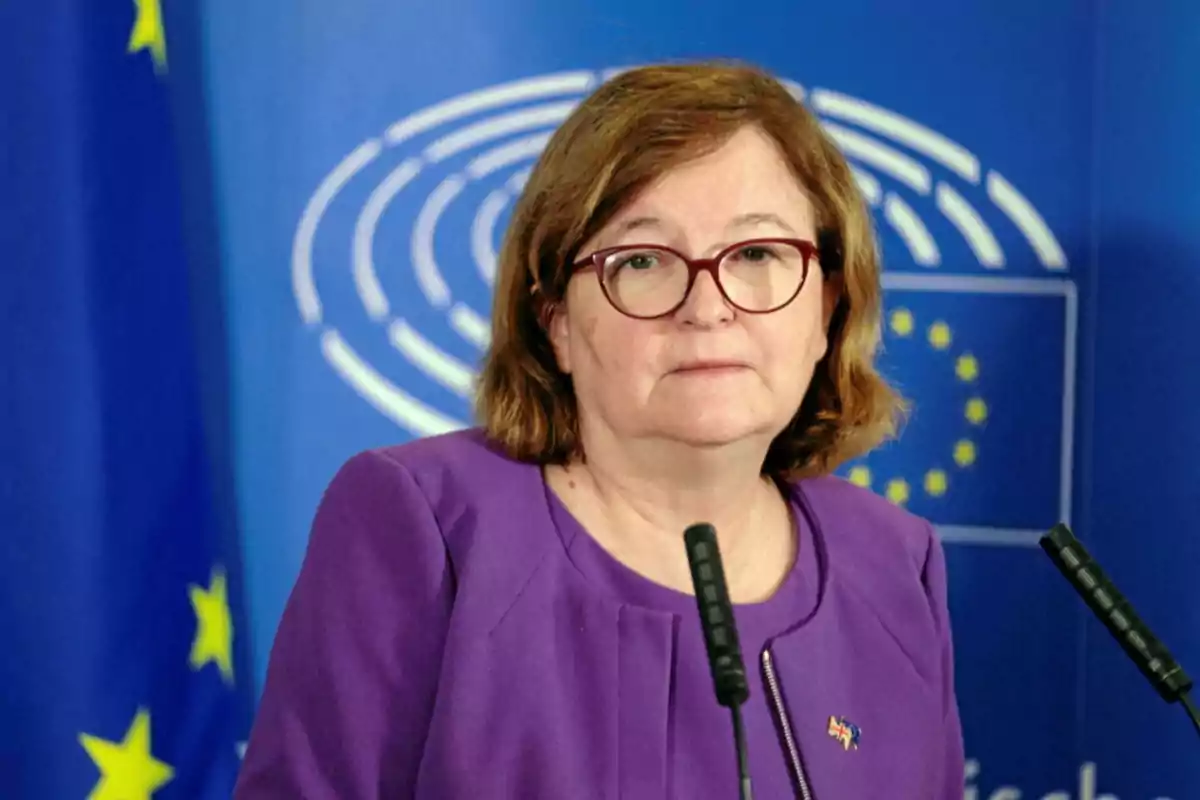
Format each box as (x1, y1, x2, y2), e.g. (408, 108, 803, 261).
(474, 60, 905, 480)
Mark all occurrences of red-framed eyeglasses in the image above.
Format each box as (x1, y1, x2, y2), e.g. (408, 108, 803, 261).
(570, 237, 821, 320)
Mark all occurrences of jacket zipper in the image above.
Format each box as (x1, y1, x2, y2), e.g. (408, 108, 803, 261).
(762, 647, 814, 800)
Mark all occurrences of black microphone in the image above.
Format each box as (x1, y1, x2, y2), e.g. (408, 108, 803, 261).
(1039, 523, 1200, 738)
(684, 522, 753, 800)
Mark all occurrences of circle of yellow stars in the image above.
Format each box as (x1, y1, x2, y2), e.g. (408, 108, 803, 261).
(847, 307, 990, 505)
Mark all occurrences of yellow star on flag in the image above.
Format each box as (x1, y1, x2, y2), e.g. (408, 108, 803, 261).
(924, 469, 949, 497)
(885, 478, 910, 506)
(954, 439, 977, 467)
(189, 566, 234, 684)
(955, 353, 980, 382)
(965, 397, 989, 426)
(927, 321, 953, 350)
(79, 709, 174, 800)
(889, 308, 914, 337)
(847, 465, 872, 488)
(128, 0, 167, 73)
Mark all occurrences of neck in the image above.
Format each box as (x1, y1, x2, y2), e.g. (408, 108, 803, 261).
(547, 427, 793, 601)
(577, 431, 773, 533)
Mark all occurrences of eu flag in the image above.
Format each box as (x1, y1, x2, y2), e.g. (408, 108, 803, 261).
(837, 273, 1075, 540)
(1, 2, 252, 796)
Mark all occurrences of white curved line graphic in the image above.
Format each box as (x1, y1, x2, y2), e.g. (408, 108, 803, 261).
(386, 71, 594, 145)
(472, 187, 509, 286)
(987, 171, 1067, 269)
(936, 183, 1005, 268)
(322, 330, 464, 436)
(353, 157, 422, 320)
(782, 79, 806, 101)
(822, 122, 932, 195)
(293, 139, 383, 324)
(411, 174, 465, 308)
(812, 89, 980, 183)
(507, 168, 531, 192)
(450, 304, 492, 350)
(467, 133, 552, 179)
(423, 102, 578, 163)
(884, 193, 940, 266)
(601, 66, 640, 81)
(387, 319, 477, 398)
(850, 167, 882, 206)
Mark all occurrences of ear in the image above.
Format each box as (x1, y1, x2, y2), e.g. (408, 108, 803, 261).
(547, 302, 573, 374)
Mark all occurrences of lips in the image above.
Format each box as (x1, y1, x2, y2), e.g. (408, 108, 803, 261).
(671, 361, 749, 374)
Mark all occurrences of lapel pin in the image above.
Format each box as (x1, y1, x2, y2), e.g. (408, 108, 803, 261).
(827, 715, 861, 751)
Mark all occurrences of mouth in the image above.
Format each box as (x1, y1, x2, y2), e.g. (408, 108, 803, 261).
(671, 361, 750, 375)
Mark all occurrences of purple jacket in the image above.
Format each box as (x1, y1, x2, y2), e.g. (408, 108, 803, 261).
(235, 429, 964, 798)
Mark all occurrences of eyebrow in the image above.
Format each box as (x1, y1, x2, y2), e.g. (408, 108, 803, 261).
(611, 212, 798, 236)
(612, 216, 664, 235)
(728, 212, 797, 234)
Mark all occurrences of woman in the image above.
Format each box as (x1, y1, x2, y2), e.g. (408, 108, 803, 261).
(235, 61, 965, 798)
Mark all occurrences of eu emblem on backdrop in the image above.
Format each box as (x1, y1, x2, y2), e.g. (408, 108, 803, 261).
(292, 68, 1077, 547)
(1, 3, 252, 797)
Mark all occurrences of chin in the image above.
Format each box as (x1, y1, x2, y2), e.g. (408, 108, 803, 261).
(656, 412, 777, 449)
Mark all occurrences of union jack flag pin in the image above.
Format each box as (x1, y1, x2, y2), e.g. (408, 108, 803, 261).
(827, 715, 861, 751)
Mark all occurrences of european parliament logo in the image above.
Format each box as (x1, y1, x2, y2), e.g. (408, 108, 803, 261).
(291, 68, 1076, 548)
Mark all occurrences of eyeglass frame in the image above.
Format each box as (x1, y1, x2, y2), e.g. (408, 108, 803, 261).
(568, 236, 824, 320)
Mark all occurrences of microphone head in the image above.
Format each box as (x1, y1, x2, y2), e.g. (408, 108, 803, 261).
(684, 522, 750, 708)
(1040, 523, 1193, 703)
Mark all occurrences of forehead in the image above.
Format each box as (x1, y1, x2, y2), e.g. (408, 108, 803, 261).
(606, 126, 816, 237)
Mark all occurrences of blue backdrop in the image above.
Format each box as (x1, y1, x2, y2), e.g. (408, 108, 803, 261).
(191, 1, 1198, 797)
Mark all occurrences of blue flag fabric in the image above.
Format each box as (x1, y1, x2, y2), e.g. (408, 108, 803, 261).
(0, 2, 252, 797)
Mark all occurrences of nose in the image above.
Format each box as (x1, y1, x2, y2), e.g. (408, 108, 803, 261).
(675, 270, 734, 327)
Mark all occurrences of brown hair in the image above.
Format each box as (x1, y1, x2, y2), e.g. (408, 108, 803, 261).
(474, 60, 905, 480)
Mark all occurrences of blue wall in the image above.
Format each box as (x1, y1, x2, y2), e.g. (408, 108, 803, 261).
(1081, 2, 1200, 794)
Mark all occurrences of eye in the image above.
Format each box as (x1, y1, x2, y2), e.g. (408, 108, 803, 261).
(613, 250, 662, 271)
(729, 245, 778, 263)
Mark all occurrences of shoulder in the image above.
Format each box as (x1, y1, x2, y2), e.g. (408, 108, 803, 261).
(315, 428, 557, 626)
(327, 424, 528, 498)
(323, 424, 545, 538)
(317, 428, 525, 529)
(359, 427, 536, 509)
(796, 472, 936, 566)
(790, 473, 943, 595)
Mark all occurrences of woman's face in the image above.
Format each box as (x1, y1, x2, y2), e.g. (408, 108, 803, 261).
(548, 125, 842, 451)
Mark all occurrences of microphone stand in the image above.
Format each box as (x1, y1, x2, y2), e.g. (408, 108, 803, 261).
(731, 704, 752, 800)
(1180, 690, 1200, 738)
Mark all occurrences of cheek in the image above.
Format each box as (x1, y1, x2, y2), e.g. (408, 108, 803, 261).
(560, 283, 666, 413)
(573, 313, 609, 368)
(758, 305, 829, 388)
(572, 313, 657, 387)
